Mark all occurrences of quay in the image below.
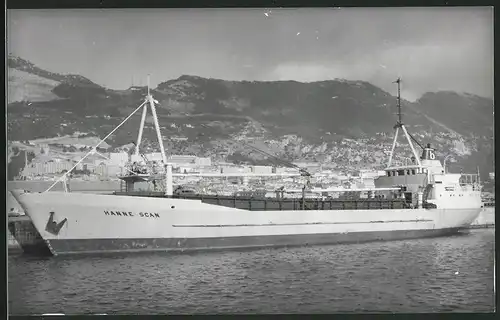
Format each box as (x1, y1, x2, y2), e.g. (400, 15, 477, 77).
(8, 216, 31, 255)
(8, 231, 23, 254)
(8, 215, 49, 255)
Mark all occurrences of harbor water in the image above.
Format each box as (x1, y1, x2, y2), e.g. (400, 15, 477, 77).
(8, 228, 494, 314)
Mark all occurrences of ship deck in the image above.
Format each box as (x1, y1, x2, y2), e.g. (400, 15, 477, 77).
(113, 191, 411, 211)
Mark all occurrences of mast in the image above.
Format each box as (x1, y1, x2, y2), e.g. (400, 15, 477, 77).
(135, 101, 148, 157)
(387, 78, 422, 168)
(145, 75, 173, 196)
(132, 75, 168, 162)
(396, 78, 402, 125)
(146, 75, 167, 164)
(477, 166, 481, 186)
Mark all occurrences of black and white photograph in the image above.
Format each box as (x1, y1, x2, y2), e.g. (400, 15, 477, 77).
(7, 7, 494, 315)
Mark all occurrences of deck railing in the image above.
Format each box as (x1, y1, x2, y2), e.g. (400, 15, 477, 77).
(459, 174, 481, 191)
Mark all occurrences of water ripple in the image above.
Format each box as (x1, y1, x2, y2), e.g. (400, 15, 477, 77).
(8, 229, 495, 315)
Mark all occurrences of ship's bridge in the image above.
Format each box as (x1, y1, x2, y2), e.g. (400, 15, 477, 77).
(375, 144, 445, 192)
(383, 144, 443, 176)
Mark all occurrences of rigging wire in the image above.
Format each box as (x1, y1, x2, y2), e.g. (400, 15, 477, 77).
(44, 100, 148, 193)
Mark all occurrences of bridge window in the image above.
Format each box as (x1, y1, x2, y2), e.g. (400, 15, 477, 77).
(411, 169, 416, 175)
(387, 171, 392, 177)
(397, 170, 405, 176)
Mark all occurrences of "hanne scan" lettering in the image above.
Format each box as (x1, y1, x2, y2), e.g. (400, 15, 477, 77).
(103, 211, 160, 218)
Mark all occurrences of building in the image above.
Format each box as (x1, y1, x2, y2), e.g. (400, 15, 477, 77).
(107, 165, 123, 177)
(145, 152, 164, 162)
(169, 155, 197, 163)
(275, 167, 300, 174)
(489, 172, 495, 181)
(178, 166, 197, 174)
(251, 165, 273, 174)
(76, 162, 95, 172)
(357, 169, 383, 179)
(130, 154, 143, 163)
(38, 143, 50, 155)
(23, 161, 75, 176)
(109, 152, 129, 166)
(195, 157, 212, 166)
(94, 162, 108, 177)
(220, 166, 251, 174)
(171, 136, 188, 141)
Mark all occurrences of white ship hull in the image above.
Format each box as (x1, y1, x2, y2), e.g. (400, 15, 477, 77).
(11, 190, 481, 256)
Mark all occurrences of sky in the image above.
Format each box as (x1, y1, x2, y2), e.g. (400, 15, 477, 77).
(7, 7, 493, 101)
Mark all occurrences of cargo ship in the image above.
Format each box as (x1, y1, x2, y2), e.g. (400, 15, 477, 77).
(10, 78, 483, 256)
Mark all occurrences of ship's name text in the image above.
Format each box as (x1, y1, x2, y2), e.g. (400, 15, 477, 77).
(104, 211, 160, 218)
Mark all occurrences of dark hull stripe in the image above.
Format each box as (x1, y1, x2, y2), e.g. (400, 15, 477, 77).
(16, 242, 53, 256)
(46, 227, 462, 256)
(173, 219, 434, 228)
(466, 224, 495, 229)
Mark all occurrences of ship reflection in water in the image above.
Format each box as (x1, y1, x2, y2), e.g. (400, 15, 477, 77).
(8, 228, 494, 314)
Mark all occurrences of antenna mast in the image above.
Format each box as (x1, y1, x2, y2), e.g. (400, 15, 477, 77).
(147, 75, 150, 96)
(386, 77, 422, 168)
(396, 77, 402, 125)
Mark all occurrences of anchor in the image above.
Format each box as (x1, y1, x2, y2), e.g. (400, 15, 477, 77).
(45, 211, 67, 236)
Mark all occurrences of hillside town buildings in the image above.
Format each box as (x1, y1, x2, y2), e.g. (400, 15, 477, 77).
(17, 146, 385, 192)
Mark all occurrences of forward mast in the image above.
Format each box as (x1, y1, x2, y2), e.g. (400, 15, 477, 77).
(129, 75, 174, 196)
(44, 75, 174, 195)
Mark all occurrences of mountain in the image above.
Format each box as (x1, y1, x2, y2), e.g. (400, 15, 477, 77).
(414, 91, 494, 137)
(6, 55, 494, 179)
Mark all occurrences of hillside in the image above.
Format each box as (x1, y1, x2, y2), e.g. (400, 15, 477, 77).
(6, 55, 494, 179)
(8, 68, 62, 103)
(415, 91, 494, 137)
